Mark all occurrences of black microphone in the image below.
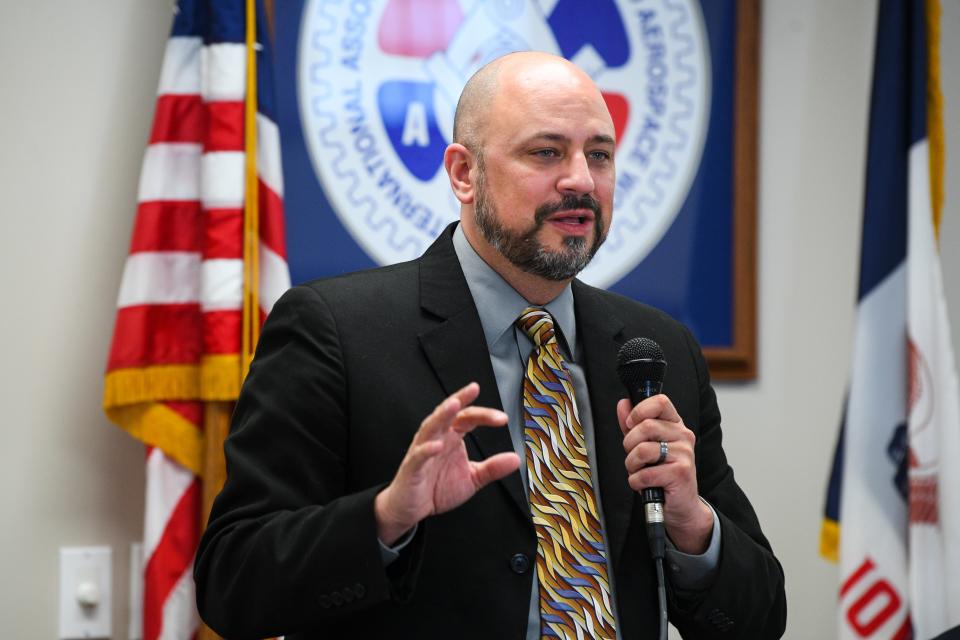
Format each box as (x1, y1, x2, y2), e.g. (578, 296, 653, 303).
(617, 337, 669, 640)
(616, 337, 668, 544)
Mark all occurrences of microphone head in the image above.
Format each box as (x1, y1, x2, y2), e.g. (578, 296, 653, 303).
(617, 337, 664, 365)
(616, 338, 666, 399)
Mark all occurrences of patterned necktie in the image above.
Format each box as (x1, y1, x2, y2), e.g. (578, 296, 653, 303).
(517, 307, 617, 640)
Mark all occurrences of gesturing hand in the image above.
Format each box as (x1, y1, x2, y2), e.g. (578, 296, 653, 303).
(374, 383, 520, 545)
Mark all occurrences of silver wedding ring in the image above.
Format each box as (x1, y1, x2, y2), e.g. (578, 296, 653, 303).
(657, 441, 669, 465)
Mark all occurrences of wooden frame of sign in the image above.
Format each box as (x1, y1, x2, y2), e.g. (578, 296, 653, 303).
(703, 0, 759, 381)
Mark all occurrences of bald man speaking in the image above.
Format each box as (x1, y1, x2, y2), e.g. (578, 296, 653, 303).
(195, 52, 786, 640)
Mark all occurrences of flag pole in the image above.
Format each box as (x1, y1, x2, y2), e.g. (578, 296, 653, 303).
(241, 0, 261, 382)
(198, 2, 261, 638)
(926, 0, 944, 241)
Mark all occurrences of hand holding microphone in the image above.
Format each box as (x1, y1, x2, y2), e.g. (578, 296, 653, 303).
(616, 338, 713, 556)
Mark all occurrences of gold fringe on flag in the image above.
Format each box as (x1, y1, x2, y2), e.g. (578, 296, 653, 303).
(104, 365, 201, 407)
(103, 355, 242, 407)
(106, 402, 204, 475)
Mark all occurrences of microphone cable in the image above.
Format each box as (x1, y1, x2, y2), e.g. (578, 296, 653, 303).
(642, 487, 668, 640)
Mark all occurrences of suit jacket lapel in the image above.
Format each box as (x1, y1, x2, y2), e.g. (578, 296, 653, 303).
(573, 280, 635, 563)
(417, 226, 529, 518)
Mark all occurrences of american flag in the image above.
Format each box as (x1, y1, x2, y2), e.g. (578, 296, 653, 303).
(103, 0, 289, 637)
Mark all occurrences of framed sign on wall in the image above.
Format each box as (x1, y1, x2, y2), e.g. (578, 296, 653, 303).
(272, 0, 759, 379)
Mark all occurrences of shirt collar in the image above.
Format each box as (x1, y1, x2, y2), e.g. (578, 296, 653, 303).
(453, 224, 578, 359)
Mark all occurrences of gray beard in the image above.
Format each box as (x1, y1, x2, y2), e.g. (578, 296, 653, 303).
(473, 169, 605, 282)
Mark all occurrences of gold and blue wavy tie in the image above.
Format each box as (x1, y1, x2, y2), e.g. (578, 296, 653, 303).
(517, 307, 616, 640)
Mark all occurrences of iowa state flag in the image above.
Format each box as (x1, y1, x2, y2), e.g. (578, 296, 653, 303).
(821, 0, 960, 638)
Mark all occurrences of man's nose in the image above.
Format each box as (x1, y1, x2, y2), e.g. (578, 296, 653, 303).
(557, 153, 596, 194)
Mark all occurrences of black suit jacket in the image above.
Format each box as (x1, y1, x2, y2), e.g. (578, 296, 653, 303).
(195, 226, 786, 639)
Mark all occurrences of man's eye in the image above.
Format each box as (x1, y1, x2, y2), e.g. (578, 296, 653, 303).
(589, 151, 611, 161)
(534, 149, 558, 158)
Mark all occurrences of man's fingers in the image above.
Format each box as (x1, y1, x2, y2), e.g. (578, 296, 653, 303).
(472, 452, 521, 488)
(624, 394, 681, 429)
(404, 439, 444, 471)
(627, 448, 697, 491)
(624, 440, 669, 471)
(418, 383, 506, 443)
(628, 468, 667, 493)
(452, 406, 508, 433)
(452, 381, 482, 406)
(627, 463, 677, 493)
(414, 398, 460, 444)
(416, 382, 481, 442)
(622, 418, 691, 452)
(617, 398, 632, 436)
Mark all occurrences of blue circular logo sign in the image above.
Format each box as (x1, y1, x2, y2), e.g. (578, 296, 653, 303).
(299, 0, 710, 288)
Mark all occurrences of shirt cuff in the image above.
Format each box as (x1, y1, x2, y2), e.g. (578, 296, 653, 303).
(378, 524, 418, 565)
(664, 498, 721, 592)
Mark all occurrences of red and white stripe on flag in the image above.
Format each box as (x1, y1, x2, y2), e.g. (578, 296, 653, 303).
(102, 1, 289, 638)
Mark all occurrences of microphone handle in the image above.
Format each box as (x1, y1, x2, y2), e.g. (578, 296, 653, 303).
(629, 378, 666, 508)
(629, 381, 667, 557)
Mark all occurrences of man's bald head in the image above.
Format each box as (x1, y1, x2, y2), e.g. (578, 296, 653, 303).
(452, 51, 606, 152)
(451, 56, 504, 151)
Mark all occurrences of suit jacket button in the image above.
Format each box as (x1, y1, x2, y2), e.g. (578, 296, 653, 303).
(331, 592, 344, 606)
(318, 595, 332, 609)
(510, 553, 531, 574)
(354, 583, 366, 598)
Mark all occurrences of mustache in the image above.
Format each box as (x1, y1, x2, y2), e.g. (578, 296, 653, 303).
(534, 194, 602, 224)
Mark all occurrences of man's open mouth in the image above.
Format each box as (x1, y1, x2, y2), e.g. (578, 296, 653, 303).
(546, 211, 595, 229)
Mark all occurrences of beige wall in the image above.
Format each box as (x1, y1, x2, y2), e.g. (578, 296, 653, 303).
(717, 1, 875, 633)
(0, 2, 171, 636)
(0, 1, 957, 638)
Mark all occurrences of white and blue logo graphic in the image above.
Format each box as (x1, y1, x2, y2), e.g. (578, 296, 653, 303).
(299, 0, 710, 288)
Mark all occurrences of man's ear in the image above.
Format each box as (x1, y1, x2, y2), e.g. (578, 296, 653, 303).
(444, 143, 475, 204)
